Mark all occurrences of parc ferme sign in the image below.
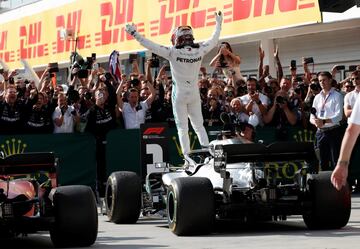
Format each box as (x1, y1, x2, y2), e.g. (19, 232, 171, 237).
(0, 0, 321, 69)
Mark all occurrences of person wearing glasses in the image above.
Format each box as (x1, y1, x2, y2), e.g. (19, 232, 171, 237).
(125, 12, 223, 165)
(344, 70, 360, 119)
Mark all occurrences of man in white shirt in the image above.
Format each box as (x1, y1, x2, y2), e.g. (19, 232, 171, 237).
(310, 71, 344, 171)
(344, 70, 360, 118)
(239, 78, 269, 126)
(125, 12, 223, 162)
(331, 94, 360, 190)
(53, 92, 79, 133)
(117, 82, 155, 129)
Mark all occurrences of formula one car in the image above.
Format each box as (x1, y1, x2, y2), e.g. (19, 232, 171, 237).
(105, 137, 351, 236)
(0, 152, 98, 247)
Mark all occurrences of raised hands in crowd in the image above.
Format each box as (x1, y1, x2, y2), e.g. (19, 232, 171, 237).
(0, 45, 359, 138)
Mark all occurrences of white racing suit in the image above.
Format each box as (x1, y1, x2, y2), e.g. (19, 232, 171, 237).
(129, 21, 222, 155)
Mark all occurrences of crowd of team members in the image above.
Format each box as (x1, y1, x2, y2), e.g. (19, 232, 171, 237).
(0, 45, 359, 145)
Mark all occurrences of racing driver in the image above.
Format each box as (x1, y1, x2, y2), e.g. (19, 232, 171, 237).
(125, 12, 223, 164)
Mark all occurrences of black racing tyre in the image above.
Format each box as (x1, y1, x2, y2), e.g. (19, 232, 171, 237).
(50, 185, 98, 248)
(303, 171, 351, 229)
(167, 177, 215, 236)
(105, 171, 141, 224)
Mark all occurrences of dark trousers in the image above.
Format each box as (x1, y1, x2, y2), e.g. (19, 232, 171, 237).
(315, 126, 343, 171)
(96, 138, 107, 197)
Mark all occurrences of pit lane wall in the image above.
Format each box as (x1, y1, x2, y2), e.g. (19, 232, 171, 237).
(0, 0, 321, 69)
(1, 126, 359, 188)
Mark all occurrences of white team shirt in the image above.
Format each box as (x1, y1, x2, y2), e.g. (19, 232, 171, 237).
(122, 101, 148, 129)
(344, 89, 359, 110)
(310, 88, 344, 128)
(349, 95, 360, 125)
(239, 93, 269, 125)
(52, 105, 76, 133)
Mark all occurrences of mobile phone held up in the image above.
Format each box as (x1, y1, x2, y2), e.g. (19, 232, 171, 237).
(290, 60, 296, 70)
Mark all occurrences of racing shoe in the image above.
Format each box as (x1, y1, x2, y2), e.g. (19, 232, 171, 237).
(183, 154, 196, 173)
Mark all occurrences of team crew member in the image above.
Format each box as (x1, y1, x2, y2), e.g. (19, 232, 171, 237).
(125, 12, 223, 163)
(331, 95, 360, 190)
(310, 71, 344, 171)
(344, 70, 360, 118)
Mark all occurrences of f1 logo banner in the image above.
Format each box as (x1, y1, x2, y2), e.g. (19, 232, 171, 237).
(140, 123, 169, 178)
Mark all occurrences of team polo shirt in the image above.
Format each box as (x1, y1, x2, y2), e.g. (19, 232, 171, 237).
(122, 101, 148, 129)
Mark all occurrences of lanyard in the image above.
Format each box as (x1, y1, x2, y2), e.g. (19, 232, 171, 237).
(321, 91, 332, 112)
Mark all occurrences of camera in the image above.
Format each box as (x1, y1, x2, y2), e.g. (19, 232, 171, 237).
(335, 65, 345, 71)
(200, 88, 208, 95)
(264, 85, 273, 94)
(290, 60, 296, 70)
(128, 53, 138, 63)
(276, 95, 285, 104)
(104, 72, 113, 81)
(84, 92, 92, 100)
(150, 53, 160, 68)
(219, 55, 228, 68)
(310, 83, 320, 91)
(91, 53, 96, 61)
(48, 62, 59, 73)
(349, 65, 357, 72)
(130, 78, 140, 88)
(294, 87, 302, 95)
(303, 57, 314, 64)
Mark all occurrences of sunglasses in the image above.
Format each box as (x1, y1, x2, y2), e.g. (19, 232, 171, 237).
(345, 85, 355, 88)
(351, 77, 360, 81)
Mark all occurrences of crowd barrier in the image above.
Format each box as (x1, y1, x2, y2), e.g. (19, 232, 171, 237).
(1, 125, 359, 188)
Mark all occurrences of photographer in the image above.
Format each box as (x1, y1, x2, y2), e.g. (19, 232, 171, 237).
(24, 90, 54, 134)
(209, 41, 243, 84)
(0, 86, 26, 134)
(52, 92, 80, 133)
(263, 78, 298, 140)
(203, 88, 222, 127)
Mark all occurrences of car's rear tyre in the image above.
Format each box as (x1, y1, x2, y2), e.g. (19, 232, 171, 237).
(50, 185, 98, 248)
(303, 171, 351, 229)
(105, 171, 141, 224)
(167, 177, 214, 236)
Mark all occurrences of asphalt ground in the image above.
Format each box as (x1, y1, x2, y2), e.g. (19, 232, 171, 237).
(1, 194, 360, 249)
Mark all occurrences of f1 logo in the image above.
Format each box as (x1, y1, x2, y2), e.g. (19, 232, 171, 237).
(143, 127, 165, 135)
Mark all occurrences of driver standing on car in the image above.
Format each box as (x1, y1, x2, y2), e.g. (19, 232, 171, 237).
(125, 12, 223, 165)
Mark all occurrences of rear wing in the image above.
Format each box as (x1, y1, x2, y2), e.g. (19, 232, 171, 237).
(215, 142, 317, 163)
(0, 152, 56, 175)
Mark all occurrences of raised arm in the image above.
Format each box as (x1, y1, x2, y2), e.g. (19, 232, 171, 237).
(274, 45, 283, 82)
(200, 11, 223, 54)
(125, 24, 171, 60)
(258, 45, 264, 78)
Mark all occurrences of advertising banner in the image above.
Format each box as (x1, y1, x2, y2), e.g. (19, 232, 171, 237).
(0, 0, 321, 69)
